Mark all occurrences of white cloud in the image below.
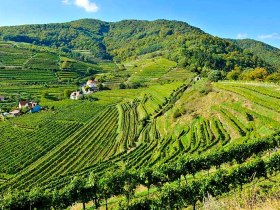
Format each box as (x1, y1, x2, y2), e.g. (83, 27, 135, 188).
(62, 0, 99, 13)
(237, 33, 248, 39)
(258, 33, 280, 40)
(74, 0, 99, 13)
(62, 0, 70, 5)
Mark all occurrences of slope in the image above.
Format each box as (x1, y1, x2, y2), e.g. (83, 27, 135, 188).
(231, 39, 280, 70)
(0, 19, 273, 73)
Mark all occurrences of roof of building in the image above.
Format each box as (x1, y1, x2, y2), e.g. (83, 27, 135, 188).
(19, 101, 28, 106)
(10, 110, 20, 114)
(31, 105, 41, 113)
(71, 91, 80, 96)
(87, 80, 97, 84)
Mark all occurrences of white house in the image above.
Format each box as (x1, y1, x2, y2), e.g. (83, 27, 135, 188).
(70, 91, 82, 100)
(84, 80, 99, 93)
(19, 101, 37, 109)
(86, 80, 98, 88)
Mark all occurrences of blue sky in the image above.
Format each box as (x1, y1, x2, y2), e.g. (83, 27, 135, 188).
(0, 0, 279, 48)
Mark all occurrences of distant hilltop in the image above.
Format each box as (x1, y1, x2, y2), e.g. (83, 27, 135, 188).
(0, 18, 279, 73)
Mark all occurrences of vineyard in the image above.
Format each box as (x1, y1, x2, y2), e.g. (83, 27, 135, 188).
(0, 16, 280, 210)
(0, 78, 279, 209)
(0, 41, 280, 209)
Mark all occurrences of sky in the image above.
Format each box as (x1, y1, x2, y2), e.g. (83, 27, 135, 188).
(0, 0, 279, 48)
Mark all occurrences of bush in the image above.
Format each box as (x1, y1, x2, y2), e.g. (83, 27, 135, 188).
(265, 72, 280, 83)
(119, 83, 126, 89)
(227, 70, 241, 80)
(199, 82, 213, 95)
(240, 67, 269, 81)
(64, 89, 73, 98)
(173, 107, 186, 119)
(208, 70, 223, 82)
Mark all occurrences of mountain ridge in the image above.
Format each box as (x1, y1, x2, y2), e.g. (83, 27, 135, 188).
(0, 18, 278, 73)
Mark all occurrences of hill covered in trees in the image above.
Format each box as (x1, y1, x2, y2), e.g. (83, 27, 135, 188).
(230, 38, 280, 69)
(0, 19, 278, 75)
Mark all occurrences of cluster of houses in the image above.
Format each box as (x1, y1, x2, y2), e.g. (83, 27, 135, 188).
(0, 100, 41, 118)
(70, 79, 99, 100)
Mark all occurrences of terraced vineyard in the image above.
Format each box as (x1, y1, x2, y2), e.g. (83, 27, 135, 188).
(0, 42, 33, 66)
(0, 68, 57, 83)
(125, 57, 177, 83)
(56, 71, 79, 81)
(1, 80, 279, 200)
(0, 17, 280, 210)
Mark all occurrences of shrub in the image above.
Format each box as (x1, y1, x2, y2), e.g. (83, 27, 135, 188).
(208, 70, 223, 82)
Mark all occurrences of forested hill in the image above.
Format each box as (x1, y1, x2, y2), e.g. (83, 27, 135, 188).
(230, 39, 280, 69)
(0, 19, 276, 72)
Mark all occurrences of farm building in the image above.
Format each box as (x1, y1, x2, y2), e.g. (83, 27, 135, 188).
(86, 80, 98, 88)
(0, 96, 5, 101)
(19, 101, 38, 109)
(70, 91, 82, 100)
(30, 105, 41, 113)
(82, 80, 99, 94)
(9, 110, 21, 117)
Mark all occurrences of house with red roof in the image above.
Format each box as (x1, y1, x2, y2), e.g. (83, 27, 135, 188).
(18, 101, 38, 109)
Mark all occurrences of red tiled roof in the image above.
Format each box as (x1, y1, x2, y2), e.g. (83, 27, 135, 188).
(19, 101, 28, 106)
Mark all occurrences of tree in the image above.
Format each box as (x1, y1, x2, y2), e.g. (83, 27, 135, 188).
(159, 182, 184, 210)
(119, 83, 126, 89)
(227, 66, 241, 80)
(29, 187, 52, 210)
(64, 89, 72, 98)
(99, 174, 113, 210)
(87, 173, 101, 209)
(208, 70, 223, 82)
(3, 189, 29, 210)
(265, 72, 280, 83)
(240, 67, 269, 81)
(250, 67, 269, 81)
(61, 60, 70, 69)
(122, 170, 139, 205)
(86, 67, 95, 76)
(140, 168, 166, 197)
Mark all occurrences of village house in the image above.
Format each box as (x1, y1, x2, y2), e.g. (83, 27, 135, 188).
(30, 105, 41, 113)
(18, 101, 38, 109)
(82, 80, 99, 94)
(86, 80, 98, 89)
(70, 91, 82, 100)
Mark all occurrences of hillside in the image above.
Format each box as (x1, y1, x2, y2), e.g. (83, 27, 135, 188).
(0, 19, 273, 73)
(0, 19, 279, 210)
(1, 79, 280, 209)
(230, 39, 280, 70)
